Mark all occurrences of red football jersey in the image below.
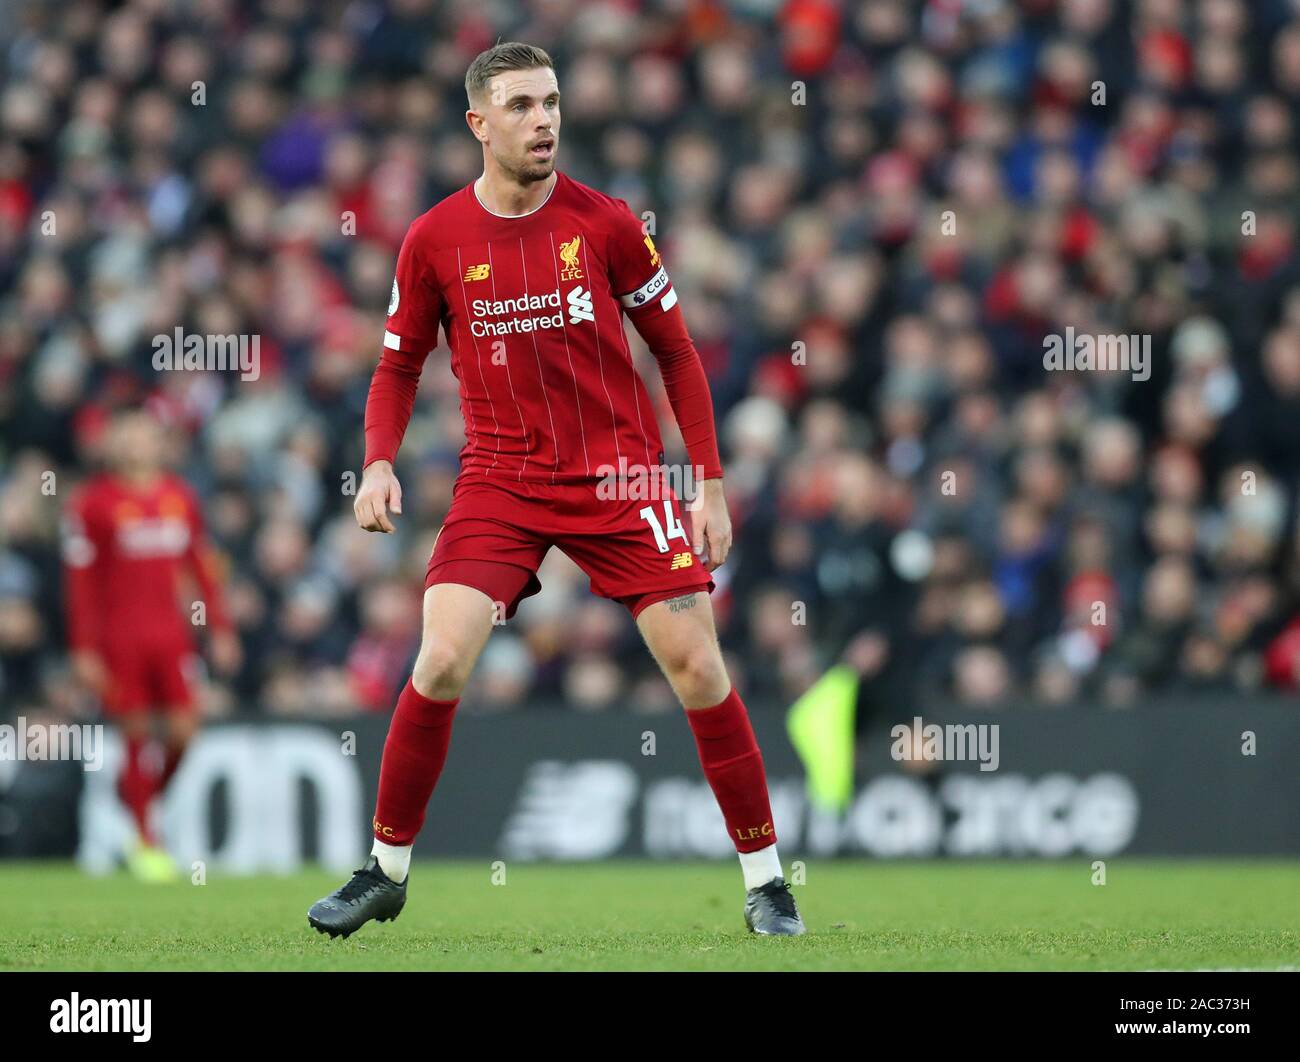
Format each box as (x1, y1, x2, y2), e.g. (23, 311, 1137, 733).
(62, 473, 231, 651)
(365, 170, 722, 483)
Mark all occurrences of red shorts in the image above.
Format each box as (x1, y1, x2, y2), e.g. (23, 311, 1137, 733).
(425, 474, 714, 619)
(101, 634, 201, 716)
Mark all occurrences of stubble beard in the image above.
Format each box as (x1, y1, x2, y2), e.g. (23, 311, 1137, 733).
(500, 146, 556, 185)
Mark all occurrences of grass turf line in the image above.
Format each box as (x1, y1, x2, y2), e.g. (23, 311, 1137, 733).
(1, 860, 1297, 971)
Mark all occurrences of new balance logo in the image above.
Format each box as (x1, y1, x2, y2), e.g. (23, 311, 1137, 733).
(464, 263, 490, 281)
(567, 286, 594, 324)
(670, 552, 693, 570)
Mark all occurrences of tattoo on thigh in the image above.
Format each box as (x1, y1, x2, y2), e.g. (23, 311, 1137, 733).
(666, 593, 698, 613)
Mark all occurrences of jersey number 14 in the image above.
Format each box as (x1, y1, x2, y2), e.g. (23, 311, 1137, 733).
(639, 500, 689, 554)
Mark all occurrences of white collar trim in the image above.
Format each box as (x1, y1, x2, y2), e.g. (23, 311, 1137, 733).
(473, 173, 559, 218)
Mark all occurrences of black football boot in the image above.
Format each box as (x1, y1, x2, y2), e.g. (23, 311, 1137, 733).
(743, 876, 806, 935)
(308, 856, 407, 939)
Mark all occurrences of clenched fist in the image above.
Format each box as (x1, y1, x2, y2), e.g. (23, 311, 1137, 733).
(354, 460, 403, 533)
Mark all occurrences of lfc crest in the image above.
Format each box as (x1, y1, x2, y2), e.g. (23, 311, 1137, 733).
(559, 234, 584, 281)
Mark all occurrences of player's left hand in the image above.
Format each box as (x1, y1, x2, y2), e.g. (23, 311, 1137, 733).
(692, 478, 732, 571)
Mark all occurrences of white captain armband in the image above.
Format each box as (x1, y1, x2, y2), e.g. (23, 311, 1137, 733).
(619, 266, 672, 310)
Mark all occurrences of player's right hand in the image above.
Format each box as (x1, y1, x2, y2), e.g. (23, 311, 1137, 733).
(70, 650, 108, 694)
(354, 460, 402, 533)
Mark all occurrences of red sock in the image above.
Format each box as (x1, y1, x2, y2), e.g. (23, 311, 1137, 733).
(685, 688, 777, 853)
(158, 742, 186, 790)
(117, 735, 158, 844)
(373, 679, 459, 846)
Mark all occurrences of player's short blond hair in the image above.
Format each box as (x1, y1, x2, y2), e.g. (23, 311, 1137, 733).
(465, 42, 554, 108)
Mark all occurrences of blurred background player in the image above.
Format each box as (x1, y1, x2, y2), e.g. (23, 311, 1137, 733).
(61, 410, 241, 880)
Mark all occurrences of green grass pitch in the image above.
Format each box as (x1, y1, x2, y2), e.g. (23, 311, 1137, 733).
(1, 860, 1297, 971)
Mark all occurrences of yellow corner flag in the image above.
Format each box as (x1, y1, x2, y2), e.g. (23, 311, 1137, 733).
(786, 664, 859, 813)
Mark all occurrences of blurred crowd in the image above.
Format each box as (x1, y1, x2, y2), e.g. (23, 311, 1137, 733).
(2, 0, 1300, 721)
